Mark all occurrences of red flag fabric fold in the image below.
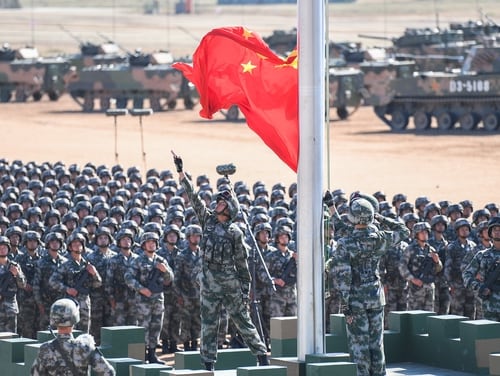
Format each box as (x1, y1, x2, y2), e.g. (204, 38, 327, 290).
(173, 26, 298, 172)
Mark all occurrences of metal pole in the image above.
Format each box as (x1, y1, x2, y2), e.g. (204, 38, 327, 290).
(105, 109, 128, 165)
(130, 108, 153, 173)
(297, 0, 327, 360)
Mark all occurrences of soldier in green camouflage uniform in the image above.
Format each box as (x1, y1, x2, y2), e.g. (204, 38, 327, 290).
(174, 154, 268, 371)
(105, 228, 138, 326)
(33, 232, 67, 331)
(49, 233, 102, 333)
(332, 197, 409, 376)
(174, 224, 202, 352)
(31, 298, 116, 376)
(17, 230, 42, 338)
(124, 231, 174, 364)
(399, 222, 442, 311)
(86, 226, 116, 345)
(0, 236, 26, 333)
(428, 215, 450, 315)
(463, 217, 500, 321)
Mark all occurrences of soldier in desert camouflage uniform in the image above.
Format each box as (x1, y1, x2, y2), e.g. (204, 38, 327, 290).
(332, 196, 409, 376)
(49, 233, 102, 333)
(105, 228, 138, 326)
(399, 222, 442, 311)
(31, 298, 115, 376)
(86, 226, 116, 344)
(175, 224, 202, 352)
(174, 154, 268, 371)
(33, 231, 67, 331)
(17, 230, 42, 338)
(125, 231, 173, 364)
(463, 217, 500, 321)
(0, 236, 26, 333)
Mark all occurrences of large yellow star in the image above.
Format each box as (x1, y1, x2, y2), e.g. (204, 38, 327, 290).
(241, 60, 257, 74)
(242, 28, 253, 40)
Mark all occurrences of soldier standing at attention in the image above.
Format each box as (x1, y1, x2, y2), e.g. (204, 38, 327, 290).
(0, 235, 26, 333)
(173, 153, 269, 371)
(30, 298, 116, 376)
(463, 217, 500, 321)
(332, 197, 409, 376)
(399, 222, 442, 311)
(125, 232, 173, 364)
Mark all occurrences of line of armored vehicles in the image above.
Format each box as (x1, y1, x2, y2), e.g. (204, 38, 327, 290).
(2, 18, 500, 131)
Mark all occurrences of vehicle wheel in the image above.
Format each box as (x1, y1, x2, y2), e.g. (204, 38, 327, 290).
(482, 113, 499, 131)
(83, 94, 94, 112)
(226, 105, 240, 121)
(0, 89, 11, 103)
(437, 112, 455, 130)
(133, 98, 144, 109)
(32, 91, 42, 102)
(336, 107, 349, 120)
(184, 97, 195, 110)
(388, 109, 409, 131)
(459, 112, 478, 131)
(116, 97, 128, 109)
(48, 90, 60, 101)
(413, 110, 431, 130)
(150, 96, 162, 112)
(15, 89, 28, 102)
(167, 100, 177, 110)
(100, 97, 111, 112)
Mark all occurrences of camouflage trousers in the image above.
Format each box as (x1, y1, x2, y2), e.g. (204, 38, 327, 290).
(346, 306, 385, 376)
(135, 293, 165, 349)
(474, 291, 484, 319)
(0, 298, 18, 333)
(200, 269, 267, 363)
(407, 283, 435, 312)
(325, 288, 341, 333)
(434, 280, 451, 315)
(383, 281, 407, 329)
(483, 311, 500, 322)
(112, 292, 137, 326)
(89, 290, 113, 345)
(18, 290, 39, 339)
(217, 308, 229, 347)
(161, 289, 182, 345)
(71, 294, 91, 333)
(449, 285, 475, 319)
(270, 285, 297, 318)
(179, 295, 201, 344)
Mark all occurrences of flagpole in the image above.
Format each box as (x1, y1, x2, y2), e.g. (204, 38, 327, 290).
(296, 0, 327, 360)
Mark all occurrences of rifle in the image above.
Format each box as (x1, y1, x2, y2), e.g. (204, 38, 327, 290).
(73, 263, 90, 296)
(147, 265, 164, 294)
(0, 271, 15, 300)
(479, 260, 500, 300)
(417, 254, 437, 284)
(280, 255, 297, 287)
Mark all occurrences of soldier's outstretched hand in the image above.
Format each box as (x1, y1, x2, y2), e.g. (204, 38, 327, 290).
(171, 150, 183, 173)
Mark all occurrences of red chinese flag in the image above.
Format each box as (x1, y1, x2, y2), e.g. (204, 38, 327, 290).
(173, 26, 298, 172)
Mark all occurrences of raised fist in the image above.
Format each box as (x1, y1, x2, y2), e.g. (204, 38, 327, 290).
(171, 151, 183, 173)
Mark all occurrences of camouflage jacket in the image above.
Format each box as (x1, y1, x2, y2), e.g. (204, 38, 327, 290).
(16, 251, 40, 293)
(33, 253, 68, 305)
(181, 176, 251, 286)
(49, 258, 102, 297)
(0, 259, 26, 303)
(262, 248, 297, 292)
(174, 247, 201, 298)
(85, 248, 116, 294)
(379, 241, 408, 285)
(444, 238, 477, 288)
(105, 251, 138, 301)
(124, 252, 173, 298)
(463, 247, 500, 313)
(399, 240, 442, 284)
(30, 333, 115, 376)
(332, 216, 410, 310)
(252, 244, 276, 294)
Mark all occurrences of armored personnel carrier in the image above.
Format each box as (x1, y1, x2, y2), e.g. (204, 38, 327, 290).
(361, 45, 500, 132)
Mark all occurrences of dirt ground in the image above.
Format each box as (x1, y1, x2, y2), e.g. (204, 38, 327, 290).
(1, 1, 499, 207)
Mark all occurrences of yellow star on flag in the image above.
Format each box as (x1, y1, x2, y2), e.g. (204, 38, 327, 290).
(241, 60, 257, 74)
(242, 28, 253, 40)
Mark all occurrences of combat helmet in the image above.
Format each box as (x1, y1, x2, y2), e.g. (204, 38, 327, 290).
(140, 232, 159, 248)
(487, 216, 500, 239)
(254, 222, 272, 238)
(115, 228, 135, 245)
(413, 222, 431, 237)
(0, 235, 11, 251)
(454, 218, 471, 232)
(347, 198, 374, 225)
(50, 298, 80, 328)
(430, 215, 449, 230)
(185, 224, 202, 237)
(215, 190, 240, 221)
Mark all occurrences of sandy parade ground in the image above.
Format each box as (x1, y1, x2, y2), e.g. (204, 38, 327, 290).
(0, 0, 499, 207)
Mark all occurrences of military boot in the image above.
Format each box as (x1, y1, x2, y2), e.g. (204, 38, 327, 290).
(183, 341, 191, 351)
(257, 354, 269, 366)
(169, 341, 181, 353)
(147, 347, 165, 364)
(161, 340, 169, 354)
(190, 340, 198, 351)
(205, 362, 215, 371)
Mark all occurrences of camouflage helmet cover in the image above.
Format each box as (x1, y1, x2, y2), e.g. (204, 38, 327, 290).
(413, 221, 431, 237)
(348, 198, 374, 225)
(140, 231, 160, 247)
(50, 298, 80, 327)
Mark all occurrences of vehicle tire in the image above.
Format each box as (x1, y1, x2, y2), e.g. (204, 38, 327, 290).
(167, 100, 177, 110)
(413, 110, 431, 130)
(150, 96, 162, 112)
(482, 113, 499, 131)
(133, 98, 144, 109)
(337, 107, 349, 120)
(389, 109, 409, 131)
(459, 112, 478, 131)
(116, 97, 128, 109)
(184, 97, 195, 110)
(48, 90, 60, 101)
(226, 105, 240, 121)
(15, 89, 28, 102)
(0, 89, 11, 103)
(437, 112, 455, 131)
(83, 93, 94, 112)
(100, 97, 111, 112)
(32, 91, 42, 102)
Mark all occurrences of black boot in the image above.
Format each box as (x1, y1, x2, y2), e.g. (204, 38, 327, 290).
(161, 340, 169, 354)
(183, 341, 191, 351)
(190, 340, 197, 351)
(147, 347, 165, 364)
(258, 354, 269, 366)
(169, 341, 181, 353)
(205, 362, 215, 371)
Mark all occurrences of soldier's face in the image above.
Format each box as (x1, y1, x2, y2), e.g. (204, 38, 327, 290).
(119, 237, 132, 249)
(188, 234, 201, 246)
(26, 239, 38, 251)
(0, 244, 8, 256)
(8, 234, 20, 246)
(165, 232, 178, 245)
(416, 231, 429, 242)
(97, 234, 110, 247)
(257, 231, 270, 244)
(457, 226, 470, 238)
(143, 240, 157, 253)
(70, 241, 83, 255)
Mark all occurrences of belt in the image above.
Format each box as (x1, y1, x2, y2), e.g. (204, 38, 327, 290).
(206, 262, 235, 272)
